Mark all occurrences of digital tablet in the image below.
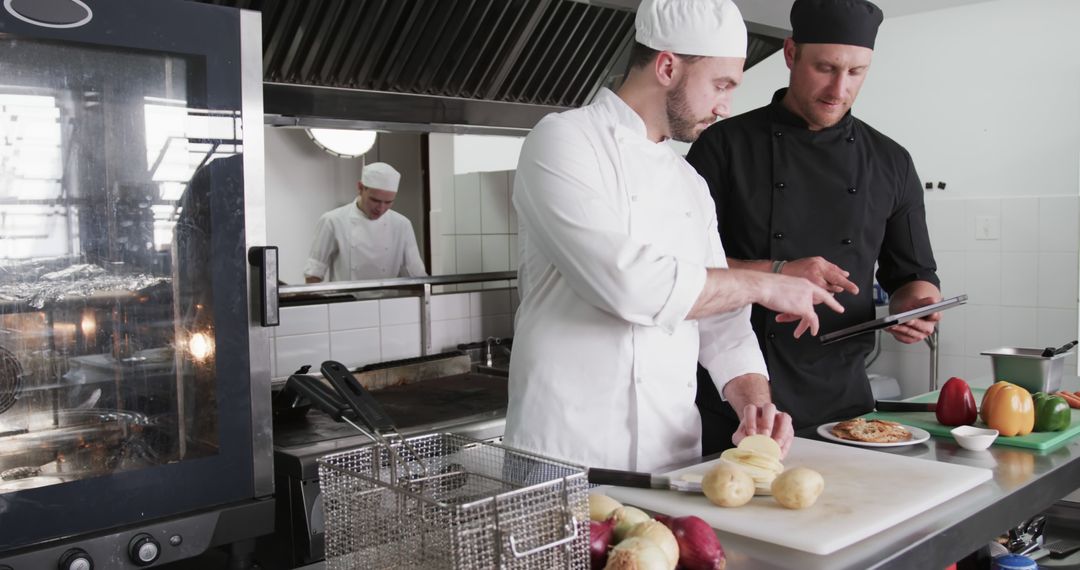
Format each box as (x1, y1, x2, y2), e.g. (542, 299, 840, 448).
(819, 294, 967, 345)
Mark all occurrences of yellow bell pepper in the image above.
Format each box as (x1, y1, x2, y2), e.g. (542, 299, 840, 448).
(980, 381, 1035, 437)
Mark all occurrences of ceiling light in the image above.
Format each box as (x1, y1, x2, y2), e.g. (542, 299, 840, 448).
(306, 128, 377, 158)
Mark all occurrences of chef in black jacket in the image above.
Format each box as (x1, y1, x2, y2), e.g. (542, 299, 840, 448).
(687, 0, 943, 453)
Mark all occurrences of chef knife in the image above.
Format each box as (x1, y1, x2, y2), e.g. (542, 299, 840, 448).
(875, 400, 937, 412)
(588, 467, 703, 493)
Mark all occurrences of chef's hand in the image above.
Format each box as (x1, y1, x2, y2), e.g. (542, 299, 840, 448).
(887, 296, 942, 343)
(886, 281, 942, 344)
(757, 274, 844, 338)
(732, 403, 793, 458)
(780, 256, 859, 296)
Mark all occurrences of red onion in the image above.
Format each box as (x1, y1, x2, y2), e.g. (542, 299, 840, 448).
(654, 515, 726, 570)
(590, 518, 617, 569)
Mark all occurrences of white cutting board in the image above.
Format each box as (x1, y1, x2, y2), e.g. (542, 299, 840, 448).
(601, 437, 993, 555)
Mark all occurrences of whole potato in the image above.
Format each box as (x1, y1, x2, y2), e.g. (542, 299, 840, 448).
(771, 467, 825, 509)
(702, 463, 754, 507)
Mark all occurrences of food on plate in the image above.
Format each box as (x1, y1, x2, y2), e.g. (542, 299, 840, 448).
(831, 418, 913, 443)
(720, 434, 784, 494)
(936, 376, 978, 426)
(701, 463, 754, 508)
(604, 536, 673, 570)
(770, 467, 825, 510)
(590, 493, 624, 522)
(610, 506, 652, 542)
(980, 381, 1035, 437)
(591, 518, 617, 569)
(1033, 392, 1071, 432)
(624, 520, 679, 570)
(654, 515, 726, 570)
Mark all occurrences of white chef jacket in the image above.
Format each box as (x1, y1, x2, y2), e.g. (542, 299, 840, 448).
(303, 202, 426, 281)
(505, 89, 768, 472)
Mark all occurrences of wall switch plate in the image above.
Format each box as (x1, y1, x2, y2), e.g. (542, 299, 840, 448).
(975, 215, 1000, 240)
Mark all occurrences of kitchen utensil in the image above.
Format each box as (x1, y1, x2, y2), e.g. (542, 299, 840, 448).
(981, 347, 1068, 394)
(308, 360, 589, 570)
(587, 467, 703, 493)
(876, 400, 936, 412)
(0, 345, 23, 414)
(1042, 340, 1079, 358)
(951, 425, 999, 451)
(600, 437, 992, 556)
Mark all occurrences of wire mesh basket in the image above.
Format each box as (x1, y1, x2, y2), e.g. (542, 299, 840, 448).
(319, 432, 589, 570)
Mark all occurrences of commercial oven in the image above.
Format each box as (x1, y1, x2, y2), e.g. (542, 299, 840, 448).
(0, 1, 274, 568)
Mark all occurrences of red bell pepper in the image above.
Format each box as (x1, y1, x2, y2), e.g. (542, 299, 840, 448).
(936, 377, 977, 426)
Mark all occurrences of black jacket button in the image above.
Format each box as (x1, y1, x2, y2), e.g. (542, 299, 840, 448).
(847, 187, 857, 194)
(774, 131, 783, 138)
(846, 135, 856, 143)
(767, 332, 776, 340)
(775, 182, 786, 190)
(774, 232, 784, 239)
(841, 238, 853, 245)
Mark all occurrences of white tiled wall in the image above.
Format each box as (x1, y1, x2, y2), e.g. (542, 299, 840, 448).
(270, 291, 519, 378)
(436, 170, 518, 292)
(869, 196, 1079, 396)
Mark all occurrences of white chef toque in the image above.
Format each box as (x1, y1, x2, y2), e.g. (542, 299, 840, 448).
(361, 162, 401, 193)
(635, 0, 747, 58)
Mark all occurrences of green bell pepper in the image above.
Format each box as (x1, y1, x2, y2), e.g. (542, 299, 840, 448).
(1033, 392, 1071, 432)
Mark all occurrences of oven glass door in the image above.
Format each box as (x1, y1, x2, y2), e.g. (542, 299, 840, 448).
(0, 3, 258, 550)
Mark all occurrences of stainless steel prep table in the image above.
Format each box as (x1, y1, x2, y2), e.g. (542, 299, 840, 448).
(289, 378, 1080, 570)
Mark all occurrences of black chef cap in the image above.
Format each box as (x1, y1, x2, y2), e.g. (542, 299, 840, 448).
(790, 0, 884, 50)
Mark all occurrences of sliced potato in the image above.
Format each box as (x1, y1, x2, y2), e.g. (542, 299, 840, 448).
(738, 434, 782, 459)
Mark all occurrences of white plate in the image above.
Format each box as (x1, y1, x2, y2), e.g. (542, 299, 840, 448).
(817, 421, 931, 448)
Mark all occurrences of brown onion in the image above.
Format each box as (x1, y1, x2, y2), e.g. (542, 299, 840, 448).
(654, 515, 726, 570)
(624, 520, 679, 570)
(591, 518, 617, 569)
(604, 537, 671, 570)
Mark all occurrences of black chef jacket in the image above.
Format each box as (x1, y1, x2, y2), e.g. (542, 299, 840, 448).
(686, 89, 940, 451)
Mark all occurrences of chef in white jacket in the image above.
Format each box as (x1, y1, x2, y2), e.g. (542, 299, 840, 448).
(304, 162, 427, 283)
(506, 0, 843, 471)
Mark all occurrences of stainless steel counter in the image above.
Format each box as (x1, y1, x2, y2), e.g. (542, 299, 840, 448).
(706, 376, 1080, 570)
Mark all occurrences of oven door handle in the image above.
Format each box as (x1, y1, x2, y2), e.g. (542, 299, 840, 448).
(248, 246, 279, 327)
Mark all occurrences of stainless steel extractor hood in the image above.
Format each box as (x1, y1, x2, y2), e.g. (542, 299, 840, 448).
(194, 0, 785, 132)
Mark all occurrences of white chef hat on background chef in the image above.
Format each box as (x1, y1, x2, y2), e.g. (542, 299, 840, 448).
(361, 162, 401, 193)
(635, 0, 747, 58)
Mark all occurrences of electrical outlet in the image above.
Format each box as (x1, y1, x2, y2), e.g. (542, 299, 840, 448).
(975, 215, 999, 240)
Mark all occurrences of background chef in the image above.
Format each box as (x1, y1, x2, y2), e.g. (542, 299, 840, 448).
(505, 0, 843, 472)
(303, 162, 427, 283)
(688, 0, 942, 453)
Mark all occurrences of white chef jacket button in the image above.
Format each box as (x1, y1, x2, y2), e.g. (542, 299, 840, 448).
(635, 376, 643, 384)
(685, 211, 691, 217)
(631, 195, 639, 201)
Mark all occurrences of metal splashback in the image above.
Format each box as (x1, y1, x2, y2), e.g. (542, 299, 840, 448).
(194, 0, 785, 130)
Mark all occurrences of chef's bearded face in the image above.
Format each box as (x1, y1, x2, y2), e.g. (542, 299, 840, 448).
(665, 56, 744, 143)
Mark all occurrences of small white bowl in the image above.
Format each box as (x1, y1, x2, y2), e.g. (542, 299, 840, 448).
(951, 425, 999, 451)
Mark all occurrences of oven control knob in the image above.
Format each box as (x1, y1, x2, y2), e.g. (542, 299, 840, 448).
(57, 548, 93, 570)
(128, 534, 160, 566)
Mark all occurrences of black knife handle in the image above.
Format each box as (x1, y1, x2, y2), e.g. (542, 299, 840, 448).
(875, 400, 936, 412)
(286, 374, 350, 421)
(588, 468, 654, 489)
(321, 360, 397, 434)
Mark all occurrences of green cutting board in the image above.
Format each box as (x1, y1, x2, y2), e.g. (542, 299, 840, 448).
(862, 388, 1080, 451)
